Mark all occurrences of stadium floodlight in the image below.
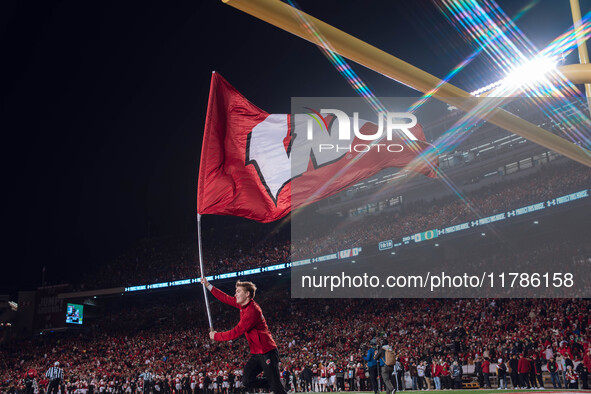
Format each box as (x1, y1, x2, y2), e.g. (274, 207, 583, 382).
(471, 81, 502, 96)
(502, 56, 558, 90)
(471, 56, 559, 96)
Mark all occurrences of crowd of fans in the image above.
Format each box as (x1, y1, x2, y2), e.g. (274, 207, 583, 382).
(77, 161, 590, 290)
(291, 161, 591, 257)
(5, 159, 588, 392)
(2, 280, 591, 393)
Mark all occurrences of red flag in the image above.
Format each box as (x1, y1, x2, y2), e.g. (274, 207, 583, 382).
(198, 73, 437, 223)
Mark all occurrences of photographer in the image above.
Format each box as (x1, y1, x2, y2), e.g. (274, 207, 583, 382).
(363, 339, 379, 394)
(375, 339, 396, 394)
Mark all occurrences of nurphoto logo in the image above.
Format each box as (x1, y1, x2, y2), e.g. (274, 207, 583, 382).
(305, 109, 419, 153)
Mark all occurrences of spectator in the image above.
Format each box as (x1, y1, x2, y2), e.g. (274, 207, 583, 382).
(532, 354, 544, 389)
(417, 361, 426, 391)
(565, 365, 578, 389)
(474, 355, 483, 388)
(482, 357, 491, 389)
(547, 356, 562, 389)
(451, 361, 462, 390)
(496, 358, 507, 390)
(518, 354, 531, 389)
(575, 362, 589, 390)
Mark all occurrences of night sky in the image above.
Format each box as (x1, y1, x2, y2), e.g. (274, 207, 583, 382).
(2, 0, 588, 293)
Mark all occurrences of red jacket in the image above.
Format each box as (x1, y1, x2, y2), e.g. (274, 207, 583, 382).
(211, 287, 277, 354)
(517, 358, 531, 373)
(482, 360, 490, 374)
(432, 364, 442, 377)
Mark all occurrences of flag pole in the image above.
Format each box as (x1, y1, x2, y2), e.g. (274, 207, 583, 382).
(197, 213, 214, 330)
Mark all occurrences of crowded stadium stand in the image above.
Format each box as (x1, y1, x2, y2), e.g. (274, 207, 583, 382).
(2, 280, 591, 392)
(2, 159, 590, 391)
(60, 157, 589, 292)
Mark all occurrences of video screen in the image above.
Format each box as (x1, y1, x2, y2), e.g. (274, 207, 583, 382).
(66, 303, 83, 325)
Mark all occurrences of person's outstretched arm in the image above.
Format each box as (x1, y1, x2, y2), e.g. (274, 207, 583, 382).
(201, 278, 239, 308)
(214, 305, 262, 341)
